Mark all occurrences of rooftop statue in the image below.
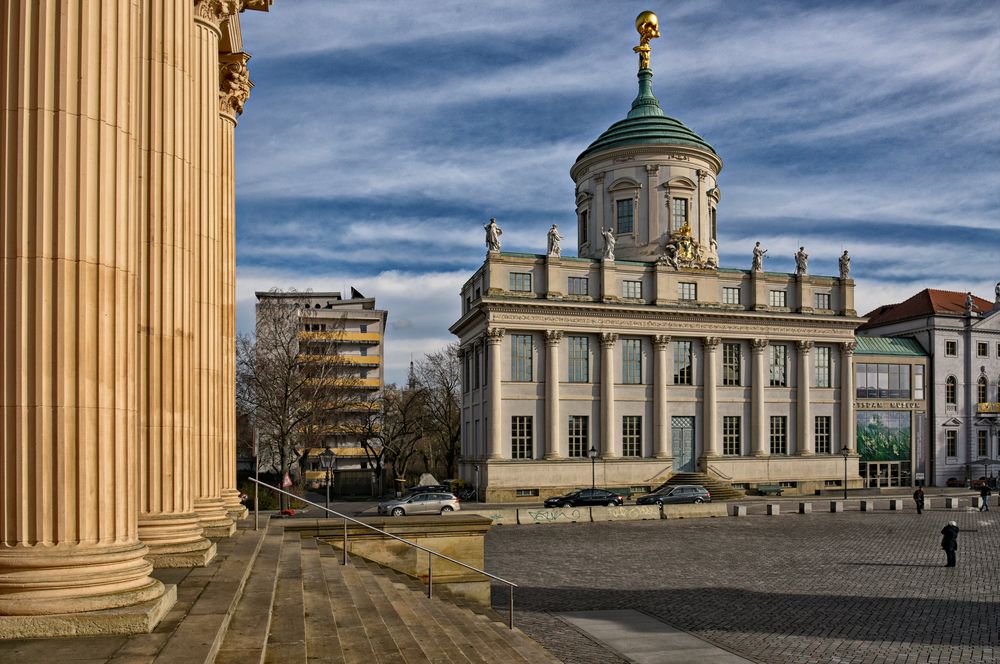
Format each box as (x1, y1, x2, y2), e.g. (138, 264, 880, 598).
(547, 224, 563, 257)
(752, 241, 767, 272)
(484, 217, 502, 253)
(633, 11, 660, 70)
(995, 281, 1000, 303)
(795, 246, 809, 276)
(602, 227, 616, 260)
(839, 250, 851, 279)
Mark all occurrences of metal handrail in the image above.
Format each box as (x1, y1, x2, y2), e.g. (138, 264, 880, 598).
(707, 465, 734, 480)
(249, 478, 517, 629)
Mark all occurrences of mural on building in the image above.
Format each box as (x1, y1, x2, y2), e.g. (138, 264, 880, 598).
(857, 411, 912, 462)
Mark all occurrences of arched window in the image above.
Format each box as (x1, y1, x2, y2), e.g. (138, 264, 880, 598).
(978, 376, 989, 404)
(946, 376, 957, 405)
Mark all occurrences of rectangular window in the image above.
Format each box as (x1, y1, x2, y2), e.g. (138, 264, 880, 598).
(769, 344, 787, 387)
(511, 416, 533, 459)
(622, 416, 642, 457)
(567, 276, 589, 296)
(671, 198, 688, 231)
(978, 430, 989, 459)
(946, 430, 957, 457)
(622, 338, 642, 384)
(579, 210, 589, 245)
(946, 377, 957, 404)
(814, 346, 831, 388)
(855, 363, 912, 399)
(568, 415, 589, 458)
(616, 199, 634, 234)
(509, 272, 532, 292)
(945, 340, 957, 356)
(677, 282, 697, 301)
(567, 336, 590, 383)
(359, 324, 368, 333)
(723, 416, 741, 455)
(473, 347, 481, 388)
(914, 365, 924, 400)
(515, 488, 540, 497)
(673, 341, 692, 385)
(978, 342, 988, 358)
(815, 416, 832, 454)
(769, 416, 788, 455)
(722, 287, 741, 305)
(769, 290, 787, 308)
(463, 352, 470, 392)
(622, 280, 642, 299)
(997, 343, 1000, 358)
(723, 343, 741, 386)
(510, 334, 533, 382)
(815, 292, 831, 309)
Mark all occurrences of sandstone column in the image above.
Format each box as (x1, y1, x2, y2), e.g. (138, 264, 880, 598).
(796, 341, 814, 455)
(841, 341, 856, 453)
(751, 339, 769, 456)
(703, 337, 721, 457)
(218, 51, 252, 520)
(191, 0, 234, 537)
(136, 0, 218, 566)
(486, 329, 504, 459)
(544, 331, 563, 459)
(652, 335, 670, 458)
(0, 0, 171, 622)
(600, 333, 618, 458)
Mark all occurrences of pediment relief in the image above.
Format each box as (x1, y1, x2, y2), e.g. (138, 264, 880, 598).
(941, 418, 962, 427)
(663, 176, 696, 191)
(608, 177, 643, 192)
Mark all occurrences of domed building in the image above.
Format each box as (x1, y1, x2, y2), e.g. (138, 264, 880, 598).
(450, 13, 864, 501)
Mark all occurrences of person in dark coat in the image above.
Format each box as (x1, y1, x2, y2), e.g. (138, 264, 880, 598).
(979, 484, 991, 511)
(941, 521, 959, 567)
(913, 487, 925, 514)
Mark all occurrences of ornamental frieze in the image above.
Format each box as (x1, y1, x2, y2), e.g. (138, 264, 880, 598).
(219, 53, 252, 116)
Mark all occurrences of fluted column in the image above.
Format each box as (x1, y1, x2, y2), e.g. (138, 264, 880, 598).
(486, 329, 504, 459)
(841, 341, 857, 453)
(0, 0, 170, 619)
(797, 341, 814, 455)
(703, 337, 721, 457)
(652, 335, 671, 458)
(191, 1, 234, 537)
(544, 331, 563, 459)
(136, 0, 217, 567)
(600, 333, 619, 458)
(751, 339, 769, 456)
(218, 51, 251, 520)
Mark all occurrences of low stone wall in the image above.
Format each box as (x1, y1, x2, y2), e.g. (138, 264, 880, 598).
(460, 503, 713, 523)
(661, 503, 728, 519)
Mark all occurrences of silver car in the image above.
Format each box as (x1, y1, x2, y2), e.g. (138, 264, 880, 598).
(378, 492, 461, 516)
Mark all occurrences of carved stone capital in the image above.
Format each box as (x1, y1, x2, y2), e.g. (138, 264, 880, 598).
(544, 330, 563, 345)
(594, 173, 605, 184)
(841, 341, 857, 356)
(646, 164, 659, 176)
(195, 0, 242, 26)
(703, 336, 722, 351)
(600, 332, 618, 348)
(219, 52, 252, 117)
(652, 334, 671, 350)
(751, 338, 770, 352)
(697, 169, 707, 181)
(486, 328, 505, 344)
(797, 340, 815, 353)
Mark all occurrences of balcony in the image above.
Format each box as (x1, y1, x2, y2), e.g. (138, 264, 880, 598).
(299, 354, 381, 366)
(306, 377, 381, 390)
(299, 331, 381, 344)
(978, 403, 1000, 415)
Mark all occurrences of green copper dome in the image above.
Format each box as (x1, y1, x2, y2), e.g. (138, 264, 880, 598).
(577, 68, 716, 161)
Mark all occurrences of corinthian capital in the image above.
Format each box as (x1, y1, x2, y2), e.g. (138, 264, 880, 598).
(486, 328, 505, 344)
(219, 53, 252, 117)
(195, 0, 242, 26)
(796, 340, 815, 353)
(703, 337, 722, 351)
(841, 341, 857, 355)
(751, 338, 770, 352)
(652, 334, 671, 350)
(544, 330, 563, 345)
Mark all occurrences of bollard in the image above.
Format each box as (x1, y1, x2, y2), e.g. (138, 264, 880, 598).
(798, 502, 811, 514)
(730, 504, 747, 517)
(945, 497, 959, 509)
(923, 497, 931, 510)
(766, 503, 780, 516)
(860, 499, 874, 512)
(830, 500, 844, 512)
(889, 499, 902, 511)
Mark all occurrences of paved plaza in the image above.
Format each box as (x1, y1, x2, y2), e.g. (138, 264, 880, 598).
(486, 506, 1000, 664)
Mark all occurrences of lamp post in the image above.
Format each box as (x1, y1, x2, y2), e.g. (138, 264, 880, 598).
(320, 448, 335, 512)
(474, 464, 480, 503)
(840, 445, 850, 501)
(588, 446, 598, 490)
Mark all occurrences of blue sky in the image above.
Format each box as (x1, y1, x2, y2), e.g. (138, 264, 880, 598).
(236, 1, 1000, 385)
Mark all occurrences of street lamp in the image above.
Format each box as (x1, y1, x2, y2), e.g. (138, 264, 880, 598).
(840, 446, 850, 501)
(320, 448, 336, 512)
(588, 446, 598, 490)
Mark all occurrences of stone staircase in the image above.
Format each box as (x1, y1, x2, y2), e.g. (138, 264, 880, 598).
(655, 471, 745, 501)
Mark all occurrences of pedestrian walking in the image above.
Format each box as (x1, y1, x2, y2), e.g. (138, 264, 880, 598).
(940, 521, 959, 567)
(980, 484, 991, 511)
(913, 487, 925, 514)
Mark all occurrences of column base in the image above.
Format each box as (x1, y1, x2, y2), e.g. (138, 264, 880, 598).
(226, 506, 249, 521)
(221, 488, 247, 521)
(139, 512, 218, 568)
(193, 498, 236, 538)
(653, 453, 672, 460)
(145, 540, 217, 569)
(544, 453, 563, 460)
(796, 451, 816, 457)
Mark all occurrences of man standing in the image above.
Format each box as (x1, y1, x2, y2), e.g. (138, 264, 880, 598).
(941, 521, 959, 567)
(913, 487, 925, 514)
(980, 484, 991, 511)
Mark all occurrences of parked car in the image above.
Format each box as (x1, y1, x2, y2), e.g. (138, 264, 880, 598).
(378, 492, 461, 516)
(543, 488, 624, 508)
(636, 485, 711, 506)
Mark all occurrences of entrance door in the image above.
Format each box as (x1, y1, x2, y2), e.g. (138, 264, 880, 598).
(672, 417, 696, 472)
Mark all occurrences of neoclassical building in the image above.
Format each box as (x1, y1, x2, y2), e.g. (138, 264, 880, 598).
(0, 0, 271, 637)
(451, 14, 865, 501)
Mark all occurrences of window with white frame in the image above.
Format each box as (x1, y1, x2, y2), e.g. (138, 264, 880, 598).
(978, 429, 989, 458)
(722, 287, 741, 305)
(473, 346, 481, 387)
(770, 416, 788, 455)
(978, 376, 988, 403)
(511, 334, 533, 382)
(673, 340, 692, 385)
(568, 415, 589, 457)
(511, 416, 533, 459)
(769, 344, 787, 387)
(509, 272, 532, 292)
(946, 430, 957, 457)
(945, 340, 957, 356)
(623, 280, 642, 299)
(723, 343, 741, 386)
(723, 416, 741, 455)
(914, 365, 924, 400)
(567, 276, 589, 296)
(567, 336, 589, 383)
(815, 292, 831, 309)
(616, 199, 634, 234)
(622, 338, 642, 384)
(622, 416, 642, 457)
(815, 416, 831, 454)
(769, 290, 787, 307)
(978, 342, 988, 358)
(946, 376, 957, 405)
(815, 346, 831, 388)
(677, 282, 697, 301)
(671, 198, 688, 231)
(463, 352, 470, 392)
(578, 209, 589, 245)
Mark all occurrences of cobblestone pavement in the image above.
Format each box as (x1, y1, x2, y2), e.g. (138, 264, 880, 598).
(486, 507, 1000, 664)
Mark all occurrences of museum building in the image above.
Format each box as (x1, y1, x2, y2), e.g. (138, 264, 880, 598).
(450, 15, 865, 501)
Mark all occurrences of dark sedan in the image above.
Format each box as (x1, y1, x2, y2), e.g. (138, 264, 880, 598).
(636, 484, 711, 506)
(543, 488, 624, 508)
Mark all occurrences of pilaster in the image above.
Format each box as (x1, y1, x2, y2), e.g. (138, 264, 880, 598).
(840, 278, 856, 316)
(646, 165, 660, 239)
(544, 331, 563, 459)
(841, 341, 857, 453)
(544, 255, 562, 299)
(751, 339, 769, 456)
(600, 333, 619, 458)
(796, 275, 813, 313)
(486, 329, 505, 459)
(796, 341, 814, 455)
(751, 270, 767, 311)
(703, 337, 721, 457)
(652, 335, 671, 458)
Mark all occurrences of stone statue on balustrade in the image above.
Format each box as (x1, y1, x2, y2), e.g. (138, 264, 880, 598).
(751, 241, 767, 272)
(547, 224, 563, 257)
(484, 217, 502, 253)
(839, 250, 851, 279)
(795, 246, 809, 276)
(602, 227, 616, 260)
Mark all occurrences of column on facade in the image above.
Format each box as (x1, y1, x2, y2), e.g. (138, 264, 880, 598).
(751, 339, 770, 456)
(796, 341, 814, 455)
(486, 329, 504, 459)
(544, 331, 563, 459)
(191, 1, 234, 537)
(0, 0, 170, 617)
(218, 50, 252, 520)
(600, 333, 619, 458)
(652, 335, 671, 458)
(703, 337, 721, 457)
(137, 0, 217, 567)
(841, 341, 857, 453)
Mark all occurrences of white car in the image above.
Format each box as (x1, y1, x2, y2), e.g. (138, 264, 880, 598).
(377, 492, 461, 516)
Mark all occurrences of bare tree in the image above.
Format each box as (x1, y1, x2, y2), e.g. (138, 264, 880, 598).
(359, 384, 426, 492)
(414, 344, 462, 479)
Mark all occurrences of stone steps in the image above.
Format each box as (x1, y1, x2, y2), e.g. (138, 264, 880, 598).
(658, 471, 746, 501)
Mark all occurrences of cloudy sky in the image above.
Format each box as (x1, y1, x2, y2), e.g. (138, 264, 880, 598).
(235, 1, 1000, 385)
